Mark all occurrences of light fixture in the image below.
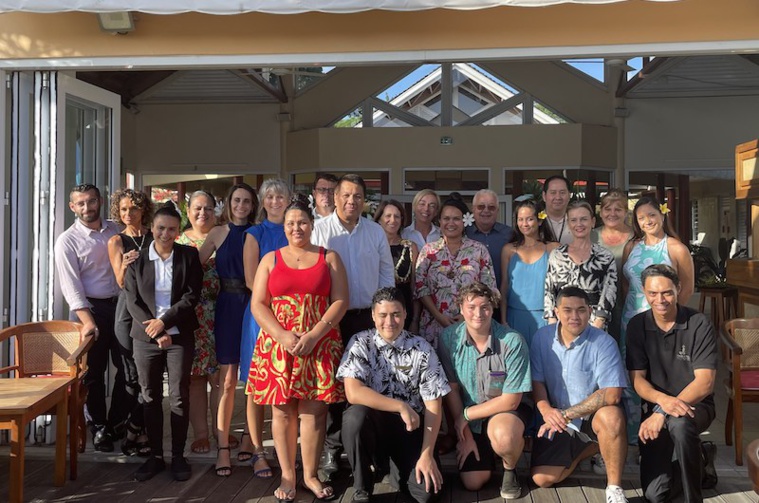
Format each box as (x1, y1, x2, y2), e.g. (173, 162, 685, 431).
(440, 136, 453, 146)
(97, 12, 135, 34)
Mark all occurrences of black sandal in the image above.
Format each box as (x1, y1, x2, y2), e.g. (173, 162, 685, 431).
(215, 446, 232, 477)
(237, 432, 253, 462)
(122, 422, 150, 457)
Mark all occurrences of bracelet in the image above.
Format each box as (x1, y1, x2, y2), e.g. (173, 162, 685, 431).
(320, 319, 333, 327)
(561, 410, 571, 424)
(463, 407, 471, 422)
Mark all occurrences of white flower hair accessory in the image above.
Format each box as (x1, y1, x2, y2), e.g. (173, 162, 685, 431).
(463, 212, 475, 227)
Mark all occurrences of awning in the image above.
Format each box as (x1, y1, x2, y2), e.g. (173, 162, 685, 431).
(0, 0, 680, 15)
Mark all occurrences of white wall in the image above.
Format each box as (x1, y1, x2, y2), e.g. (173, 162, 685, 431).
(625, 95, 759, 172)
(130, 103, 281, 179)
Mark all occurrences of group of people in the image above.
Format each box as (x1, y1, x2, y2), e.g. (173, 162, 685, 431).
(53, 173, 716, 503)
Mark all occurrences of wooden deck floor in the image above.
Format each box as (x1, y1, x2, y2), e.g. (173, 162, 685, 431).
(0, 454, 754, 503)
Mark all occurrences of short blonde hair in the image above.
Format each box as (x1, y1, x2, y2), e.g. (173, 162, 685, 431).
(599, 189, 628, 211)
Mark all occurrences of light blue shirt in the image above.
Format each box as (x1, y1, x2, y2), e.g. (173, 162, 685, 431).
(312, 212, 394, 310)
(530, 322, 626, 425)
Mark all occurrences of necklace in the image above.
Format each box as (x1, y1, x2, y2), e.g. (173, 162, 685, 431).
(394, 241, 413, 283)
(127, 231, 146, 251)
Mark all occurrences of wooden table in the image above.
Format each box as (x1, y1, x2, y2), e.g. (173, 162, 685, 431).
(0, 377, 73, 503)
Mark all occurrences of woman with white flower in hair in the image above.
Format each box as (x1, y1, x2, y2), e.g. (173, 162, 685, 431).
(415, 194, 496, 347)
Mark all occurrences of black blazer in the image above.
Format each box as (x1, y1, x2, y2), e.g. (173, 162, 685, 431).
(124, 243, 202, 343)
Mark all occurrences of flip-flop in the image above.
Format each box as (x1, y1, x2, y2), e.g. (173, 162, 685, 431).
(302, 481, 337, 501)
(274, 486, 296, 503)
(190, 438, 210, 454)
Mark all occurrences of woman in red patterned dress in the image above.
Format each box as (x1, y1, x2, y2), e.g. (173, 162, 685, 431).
(247, 195, 348, 503)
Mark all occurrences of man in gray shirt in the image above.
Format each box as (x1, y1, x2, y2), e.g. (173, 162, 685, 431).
(54, 183, 126, 452)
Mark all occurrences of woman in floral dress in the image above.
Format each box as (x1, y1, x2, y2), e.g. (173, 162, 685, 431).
(415, 194, 497, 348)
(248, 195, 348, 502)
(176, 190, 220, 455)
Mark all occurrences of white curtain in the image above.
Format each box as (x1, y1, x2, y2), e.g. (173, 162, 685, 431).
(0, 0, 679, 15)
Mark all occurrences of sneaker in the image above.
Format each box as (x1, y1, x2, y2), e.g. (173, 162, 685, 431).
(171, 456, 192, 481)
(592, 453, 607, 475)
(605, 485, 628, 503)
(701, 441, 718, 489)
(500, 469, 522, 499)
(351, 489, 371, 503)
(135, 456, 166, 482)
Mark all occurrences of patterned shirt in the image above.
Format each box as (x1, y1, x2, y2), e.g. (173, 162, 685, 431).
(438, 320, 531, 433)
(415, 237, 497, 346)
(337, 329, 451, 414)
(543, 243, 618, 323)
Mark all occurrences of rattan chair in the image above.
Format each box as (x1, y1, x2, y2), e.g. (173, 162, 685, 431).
(721, 318, 759, 466)
(0, 320, 94, 480)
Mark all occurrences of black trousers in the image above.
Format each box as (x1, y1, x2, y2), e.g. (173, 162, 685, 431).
(84, 297, 129, 431)
(133, 334, 193, 459)
(114, 292, 143, 430)
(640, 403, 714, 503)
(324, 308, 374, 454)
(342, 405, 439, 503)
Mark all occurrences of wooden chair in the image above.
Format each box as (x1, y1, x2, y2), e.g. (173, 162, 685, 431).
(0, 321, 95, 480)
(748, 439, 759, 494)
(721, 318, 759, 466)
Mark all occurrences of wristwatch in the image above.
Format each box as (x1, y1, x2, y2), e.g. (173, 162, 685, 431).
(653, 404, 669, 418)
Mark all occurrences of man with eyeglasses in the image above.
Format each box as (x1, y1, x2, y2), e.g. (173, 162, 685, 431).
(54, 183, 128, 452)
(312, 172, 338, 219)
(465, 189, 514, 305)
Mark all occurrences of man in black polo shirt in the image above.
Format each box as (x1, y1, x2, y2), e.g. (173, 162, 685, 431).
(626, 264, 718, 503)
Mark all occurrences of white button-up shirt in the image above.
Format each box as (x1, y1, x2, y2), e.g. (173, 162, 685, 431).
(401, 223, 441, 252)
(312, 212, 394, 310)
(54, 218, 120, 312)
(149, 242, 179, 335)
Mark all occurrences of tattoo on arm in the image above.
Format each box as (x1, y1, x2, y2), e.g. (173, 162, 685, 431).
(563, 388, 609, 420)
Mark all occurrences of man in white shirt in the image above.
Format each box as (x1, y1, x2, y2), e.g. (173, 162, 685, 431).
(54, 183, 125, 452)
(312, 172, 338, 220)
(542, 175, 573, 245)
(311, 173, 395, 477)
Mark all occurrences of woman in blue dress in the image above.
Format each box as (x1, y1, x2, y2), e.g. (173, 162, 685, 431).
(239, 179, 290, 477)
(499, 199, 557, 345)
(199, 183, 258, 476)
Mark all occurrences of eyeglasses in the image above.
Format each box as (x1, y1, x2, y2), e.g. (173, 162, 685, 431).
(475, 205, 498, 212)
(315, 187, 335, 194)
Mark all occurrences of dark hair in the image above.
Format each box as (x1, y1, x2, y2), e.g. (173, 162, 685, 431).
(70, 183, 100, 200)
(221, 183, 257, 225)
(511, 199, 555, 246)
(555, 286, 591, 307)
(337, 174, 367, 196)
(110, 188, 154, 226)
(285, 193, 314, 222)
(542, 175, 571, 194)
(457, 282, 501, 308)
(373, 199, 405, 236)
(631, 196, 679, 241)
(154, 203, 182, 222)
(371, 287, 407, 310)
(313, 173, 338, 191)
(440, 193, 469, 218)
(640, 264, 680, 289)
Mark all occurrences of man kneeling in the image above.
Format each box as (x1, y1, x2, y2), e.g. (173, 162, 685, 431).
(337, 287, 450, 503)
(530, 286, 629, 503)
(438, 282, 532, 500)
